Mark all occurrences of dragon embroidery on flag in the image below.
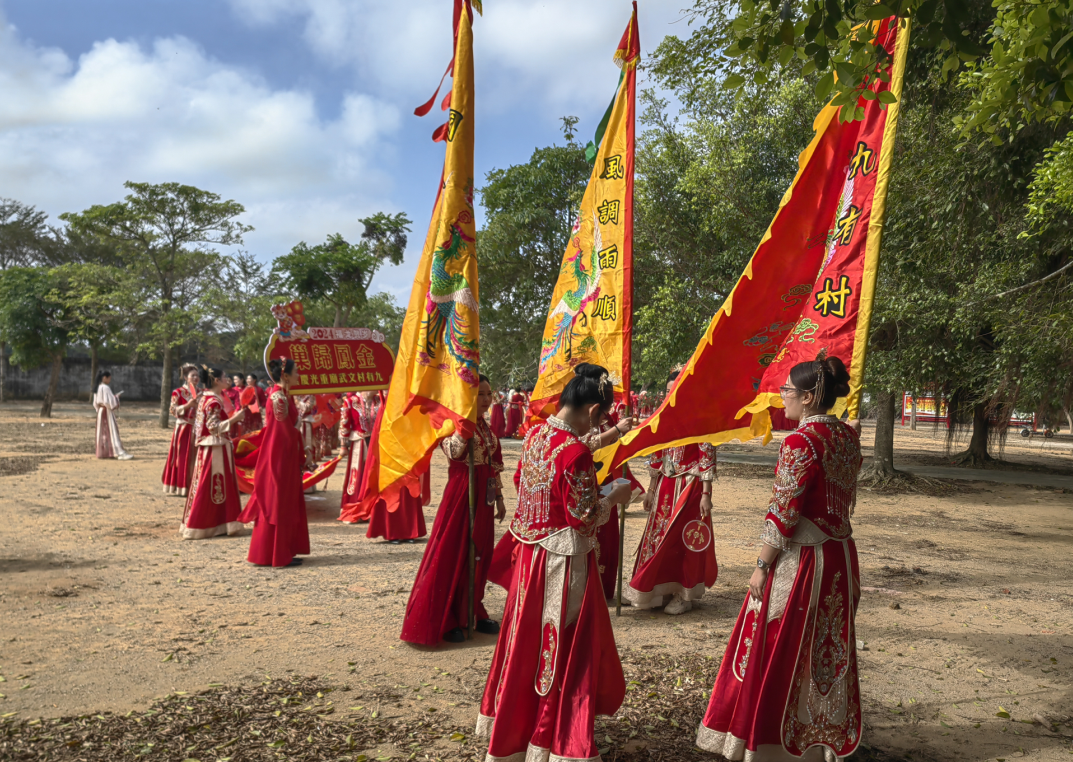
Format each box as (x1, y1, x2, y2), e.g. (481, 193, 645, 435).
(422, 177, 480, 386)
(538, 211, 605, 374)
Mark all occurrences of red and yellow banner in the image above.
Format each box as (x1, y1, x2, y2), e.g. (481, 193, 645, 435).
(598, 16, 909, 478)
(263, 301, 395, 395)
(528, 4, 639, 421)
(361, 0, 481, 512)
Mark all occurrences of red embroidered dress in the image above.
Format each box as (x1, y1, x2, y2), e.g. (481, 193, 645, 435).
(239, 385, 310, 566)
(624, 442, 718, 608)
(697, 415, 863, 761)
(365, 400, 428, 542)
(506, 392, 524, 437)
(489, 393, 507, 438)
(399, 418, 502, 645)
(338, 393, 368, 520)
(180, 392, 243, 540)
(476, 417, 625, 762)
(162, 385, 196, 495)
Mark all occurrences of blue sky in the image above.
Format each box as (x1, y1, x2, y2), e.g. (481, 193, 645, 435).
(0, 0, 689, 302)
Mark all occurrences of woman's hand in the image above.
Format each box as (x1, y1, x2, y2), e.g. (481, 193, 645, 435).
(748, 566, 769, 601)
(495, 495, 507, 522)
(846, 418, 862, 435)
(607, 482, 632, 506)
(699, 493, 713, 518)
(642, 492, 653, 512)
(615, 416, 636, 436)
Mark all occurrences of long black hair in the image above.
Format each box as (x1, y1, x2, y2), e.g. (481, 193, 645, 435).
(789, 353, 851, 411)
(199, 365, 225, 387)
(94, 369, 111, 393)
(267, 358, 294, 383)
(561, 363, 614, 413)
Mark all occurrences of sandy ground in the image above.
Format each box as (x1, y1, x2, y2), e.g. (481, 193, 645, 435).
(1, 401, 1072, 761)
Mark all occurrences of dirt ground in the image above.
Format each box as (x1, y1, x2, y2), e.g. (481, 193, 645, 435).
(1, 401, 1072, 761)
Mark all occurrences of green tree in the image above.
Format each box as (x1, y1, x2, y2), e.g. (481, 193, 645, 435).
(0, 267, 70, 417)
(272, 213, 411, 329)
(61, 182, 251, 428)
(0, 199, 52, 401)
(477, 124, 591, 387)
(216, 252, 283, 372)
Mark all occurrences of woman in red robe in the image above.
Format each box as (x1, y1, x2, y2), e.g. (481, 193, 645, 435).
(476, 363, 632, 760)
(505, 388, 523, 438)
(246, 374, 267, 430)
(489, 391, 507, 438)
(180, 366, 244, 540)
(238, 358, 310, 567)
(162, 364, 200, 496)
(400, 375, 505, 645)
(697, 354, 863, 761)
(365, 398, 428, 543)
(624, 369, 718, 615)
(339, 391, 381, 523)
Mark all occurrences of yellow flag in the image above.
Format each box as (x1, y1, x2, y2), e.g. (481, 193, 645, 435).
(528, 5, 639, 421)
(361, 0, 480, 511)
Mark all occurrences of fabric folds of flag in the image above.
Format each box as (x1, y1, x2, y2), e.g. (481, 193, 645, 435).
(528, 2, 639, 423)
(360, 0, 481, 513)
(597, 16, 910, 479)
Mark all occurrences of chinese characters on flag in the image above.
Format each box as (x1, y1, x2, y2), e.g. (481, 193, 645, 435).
(528, 3, 639, 421)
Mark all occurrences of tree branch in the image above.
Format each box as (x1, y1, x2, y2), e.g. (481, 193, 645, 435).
(974, 257, 1073, 303)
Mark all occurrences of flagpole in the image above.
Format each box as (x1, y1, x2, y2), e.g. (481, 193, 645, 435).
(467, 437, 477, 639)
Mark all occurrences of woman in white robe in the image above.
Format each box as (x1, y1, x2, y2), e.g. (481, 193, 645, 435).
(93, 371, 132, 460)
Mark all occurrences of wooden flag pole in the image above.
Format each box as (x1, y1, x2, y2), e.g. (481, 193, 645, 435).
(614, 400, 632, 617)
(467, 437, 477, 639)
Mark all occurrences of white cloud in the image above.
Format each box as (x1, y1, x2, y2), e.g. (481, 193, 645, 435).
(0, 16, 404, 264)
(226, 0, 689, 112)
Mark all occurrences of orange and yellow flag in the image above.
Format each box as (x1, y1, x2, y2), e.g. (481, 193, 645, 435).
(527, 3, 639, 421)
(361, 0, 481, 511)
(597, 16, 909, 478)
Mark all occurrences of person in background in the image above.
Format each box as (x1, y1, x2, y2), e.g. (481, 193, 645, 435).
(246, 374, 267, 429)
(400, 375, 504, 645)
(162, 364, 200, 495)
(696, 353, 864, 760)
(93, 370, 132, 461)
(239, 358, 310, 567)
(489, 389, 507, 439)
(180, 366, 244, 540)
(623, 367, 719, 615)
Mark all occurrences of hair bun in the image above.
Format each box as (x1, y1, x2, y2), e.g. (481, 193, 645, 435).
(572, 363, 604, 380)
(823, 356, 851, 398)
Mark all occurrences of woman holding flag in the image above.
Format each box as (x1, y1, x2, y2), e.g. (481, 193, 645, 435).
(623, 367, 719, 615)
(399, 375, 504, 644)
(696, 354, 864, 760)
(476, 364, 631, 761)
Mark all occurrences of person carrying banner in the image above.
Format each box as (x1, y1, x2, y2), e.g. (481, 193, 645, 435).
(238, 358, 310, 567)
(399, 375, 504, 645)
(475, 364, 631, 761)
(162, 364, 200, 495)
(623, 368, 719, 615)
(180, 366, 244, 540)
(696, 353, 864, 760)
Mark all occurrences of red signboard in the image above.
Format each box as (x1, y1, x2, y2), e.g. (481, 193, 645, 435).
(263, 301, 394, 395)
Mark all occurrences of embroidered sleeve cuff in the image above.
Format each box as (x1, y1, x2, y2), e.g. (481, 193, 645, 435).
(760, 519, 791, 551)
(580, 429, 602, 453)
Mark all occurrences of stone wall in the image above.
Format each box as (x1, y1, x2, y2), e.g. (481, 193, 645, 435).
(0, 356, 175, 402)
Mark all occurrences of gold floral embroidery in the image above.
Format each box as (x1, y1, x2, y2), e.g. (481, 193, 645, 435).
(564, 466, 599, 524)
(537, 627, 557, 695)
(760, 518, 791, 551)
(768, 442, 811, 529)
(512, 423, 573, 541)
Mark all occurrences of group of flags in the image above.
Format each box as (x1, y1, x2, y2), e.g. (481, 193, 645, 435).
(359, 1, 910, 513)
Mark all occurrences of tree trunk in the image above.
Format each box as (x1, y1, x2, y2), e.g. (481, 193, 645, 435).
(0, 340, 5, 403)
(866, 389, 898, 478)
(333, 307, 343, 328)
(40, 352, 63, 418)
(953, 400, 993, 466)
(89, 344, 99, 401)
(1064, 407, 1073, 434)
(910, 395, 917, 430)
(159, 343, 173, 429)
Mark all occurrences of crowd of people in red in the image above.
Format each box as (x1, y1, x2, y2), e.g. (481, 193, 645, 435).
(93, 353, 863, 762)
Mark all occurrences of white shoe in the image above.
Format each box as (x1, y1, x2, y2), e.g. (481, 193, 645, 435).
(664, 596, 692, 615)
(118, 453, 134, 461)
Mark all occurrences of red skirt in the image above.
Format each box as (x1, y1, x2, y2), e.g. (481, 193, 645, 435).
(338, 439, 370, 523)
(162, 421, 194, 496)
(242, 497, 310, 567)
(399, 461, 496, 645)
(476, 541, 625, 760)
(490, 404, 506, 438)
(366, 485, 428, 541)
(181, 444, 243, 540)
(625, 474, 718, 607)
(506, 405, 521, 438)
(697, 537, 861, 760)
